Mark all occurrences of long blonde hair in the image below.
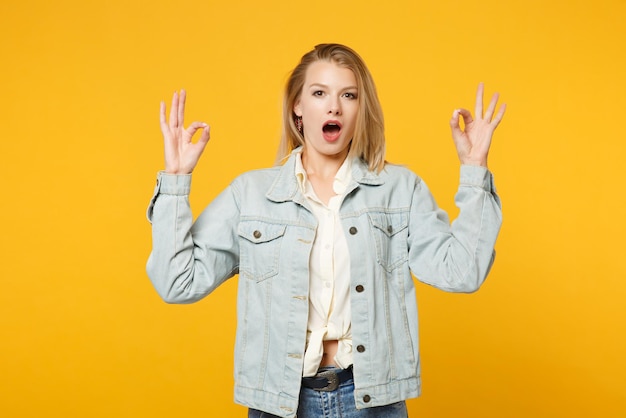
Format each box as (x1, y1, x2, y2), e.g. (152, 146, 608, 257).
(276, 44, 386, 172)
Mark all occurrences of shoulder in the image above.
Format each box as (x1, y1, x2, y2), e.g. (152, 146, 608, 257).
(379, 163, 422, 187)
(231, 166, 282, 188)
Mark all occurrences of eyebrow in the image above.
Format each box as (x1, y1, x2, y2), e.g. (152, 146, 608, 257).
(308, 83, 358, 90)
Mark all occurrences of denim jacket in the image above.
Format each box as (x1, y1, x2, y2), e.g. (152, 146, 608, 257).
(146, 150, 502, 417)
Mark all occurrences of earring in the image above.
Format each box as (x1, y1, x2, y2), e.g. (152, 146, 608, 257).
(295, 116, 303, 134)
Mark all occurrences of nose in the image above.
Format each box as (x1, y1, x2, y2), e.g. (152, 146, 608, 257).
(328, 96, 342, 115)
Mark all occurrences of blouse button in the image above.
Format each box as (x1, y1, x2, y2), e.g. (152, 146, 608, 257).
(387, 225, 393, 234)
(349, 227, 358, 235)
(253, 230, 262, 239)
(356, 345, 365, 353)
(363, 395, 371, 403)
(356, 285, 364, 293)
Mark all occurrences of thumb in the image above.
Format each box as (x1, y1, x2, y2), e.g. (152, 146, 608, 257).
(449, 109, 464, 138)
(197, 124, 211, 146)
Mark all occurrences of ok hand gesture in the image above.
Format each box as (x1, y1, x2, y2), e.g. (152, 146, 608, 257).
(160, 90, 210, 174)
(449, 83, 506, 168)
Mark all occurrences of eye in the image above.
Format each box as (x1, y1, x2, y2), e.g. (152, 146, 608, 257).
(343, 92, 358, 100)
(313, 90, 324, 97)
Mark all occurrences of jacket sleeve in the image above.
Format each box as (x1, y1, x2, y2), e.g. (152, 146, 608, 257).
(407, 165, 502, 292)
(146, 172, 240, 303)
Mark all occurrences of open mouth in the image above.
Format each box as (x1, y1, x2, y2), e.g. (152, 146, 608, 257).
(322, 121, 342, 141)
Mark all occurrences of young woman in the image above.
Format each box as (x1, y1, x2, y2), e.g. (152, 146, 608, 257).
(147, 43, 505, 418)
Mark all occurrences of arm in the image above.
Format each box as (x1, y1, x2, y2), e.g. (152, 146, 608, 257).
(408, 167, 501, 292)
(408, 84, 505, 291)
(146, 175, 240, 303)
(146, 91, 239, 303)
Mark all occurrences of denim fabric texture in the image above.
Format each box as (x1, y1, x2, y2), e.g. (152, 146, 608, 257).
(147, 148, 502, 418)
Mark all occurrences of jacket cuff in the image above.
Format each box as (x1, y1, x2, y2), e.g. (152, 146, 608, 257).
(155, 171, 192, 195)
(146, 172, 192, 223)
(459, 165, 496, 192)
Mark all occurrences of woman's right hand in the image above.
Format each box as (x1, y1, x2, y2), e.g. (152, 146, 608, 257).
(160, 89, 210, 174)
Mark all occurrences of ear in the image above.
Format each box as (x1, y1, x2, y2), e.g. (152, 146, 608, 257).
(293, 100, 302, 117)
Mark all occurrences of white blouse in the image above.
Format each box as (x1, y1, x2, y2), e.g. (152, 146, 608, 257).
(295, 153, 354, 377)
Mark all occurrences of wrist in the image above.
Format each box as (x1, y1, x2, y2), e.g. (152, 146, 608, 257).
(164, 164, 193, 175)
(459, 156, 488, 168)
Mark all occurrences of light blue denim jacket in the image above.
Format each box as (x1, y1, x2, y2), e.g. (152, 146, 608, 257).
(146, 149, 502, 417)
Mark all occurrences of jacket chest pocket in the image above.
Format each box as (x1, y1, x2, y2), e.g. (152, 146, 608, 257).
(238, 220, 286, 282)
(367, 211, 409, 272)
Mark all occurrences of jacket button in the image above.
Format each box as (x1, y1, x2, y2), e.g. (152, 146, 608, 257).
(356, 285, 364, 292)
(349, 227, 358, 235)
(253, 230, 262, 239)
(387, 225, 393, 234)
(356, 345, 365, 353)
(363, 395, 371, 403)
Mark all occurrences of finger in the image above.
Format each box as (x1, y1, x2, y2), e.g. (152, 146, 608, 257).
(169, 91, 179, 128)
(474, 82, 484, 120)
(159, 101, 168, 131)
(186, 122, 209, 142)
(484, 92, 500, 122)
(491, 103, 507, 127)
(197, 124, 211, 147)
(449, 108, 460, 128)
(178, 89, 186, 128)
(457, 108, 473, 127)
(449, 109, 464, 138)
(189, 124, 211, 158)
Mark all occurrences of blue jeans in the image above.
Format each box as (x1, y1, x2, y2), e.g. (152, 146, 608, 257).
(248, 372, 408, 418)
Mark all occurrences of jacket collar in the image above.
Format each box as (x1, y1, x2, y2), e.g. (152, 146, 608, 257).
(266, 147, 384, 203)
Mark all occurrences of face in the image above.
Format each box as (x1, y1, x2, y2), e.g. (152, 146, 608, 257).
(294, 60, 359, 164)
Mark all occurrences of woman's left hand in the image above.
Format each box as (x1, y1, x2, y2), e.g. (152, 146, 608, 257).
(449, 83, 506, 168)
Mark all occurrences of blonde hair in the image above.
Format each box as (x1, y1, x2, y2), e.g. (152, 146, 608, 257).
(276, 43, 386, 172)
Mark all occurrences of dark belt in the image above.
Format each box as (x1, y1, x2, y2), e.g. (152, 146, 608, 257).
(301, 366, 353, 392)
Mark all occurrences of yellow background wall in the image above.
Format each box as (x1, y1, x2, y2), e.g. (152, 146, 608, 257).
(1, 0, 625, 416)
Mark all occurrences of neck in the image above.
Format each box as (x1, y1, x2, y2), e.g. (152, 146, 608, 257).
(301, 148, 348, 181)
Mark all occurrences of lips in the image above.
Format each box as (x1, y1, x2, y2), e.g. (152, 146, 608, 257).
(322, 120, 342, 142)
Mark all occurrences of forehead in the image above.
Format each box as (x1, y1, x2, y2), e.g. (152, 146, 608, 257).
(304, 60, 357, 87)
